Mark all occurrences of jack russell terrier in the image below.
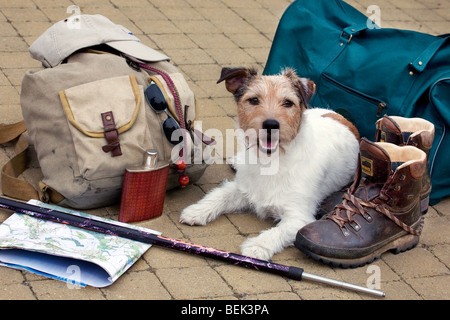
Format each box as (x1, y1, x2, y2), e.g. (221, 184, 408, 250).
(180, 67, 360, 260)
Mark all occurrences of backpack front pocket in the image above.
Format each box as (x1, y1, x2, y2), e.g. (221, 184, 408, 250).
(59, 75, 150, 180)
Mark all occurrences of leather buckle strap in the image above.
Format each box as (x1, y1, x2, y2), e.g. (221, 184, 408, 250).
(410, 35, 450, 73)
(101, 111, 122, 157)
(340, 24, 368, 44)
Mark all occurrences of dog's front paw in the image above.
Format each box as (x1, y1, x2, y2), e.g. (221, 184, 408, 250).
(179, 204, 212, 226)
(241, 238, 273, 261)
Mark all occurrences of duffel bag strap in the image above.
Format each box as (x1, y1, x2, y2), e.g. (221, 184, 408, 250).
(410, 35, 450, 73)
(340, 24, 368, 44)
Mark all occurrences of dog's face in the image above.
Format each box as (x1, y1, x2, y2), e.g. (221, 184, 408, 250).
(217, 67, 315, 154)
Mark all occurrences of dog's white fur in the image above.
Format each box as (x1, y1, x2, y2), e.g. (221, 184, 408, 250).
(180, 68, 359, 260)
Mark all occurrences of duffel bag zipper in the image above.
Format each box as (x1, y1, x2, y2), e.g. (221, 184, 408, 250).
(427, 77, 450, 177)
(322, 73, 387, 116)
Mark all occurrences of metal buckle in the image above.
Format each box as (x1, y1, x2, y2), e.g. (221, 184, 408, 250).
(340, 31, 353, 44)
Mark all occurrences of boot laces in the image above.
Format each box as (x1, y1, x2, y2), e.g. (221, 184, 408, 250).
(327, 189, 423, 236)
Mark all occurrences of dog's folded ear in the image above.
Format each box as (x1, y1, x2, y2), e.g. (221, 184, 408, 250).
(217, 67, 257, 94)
(283, 68, 316, 105)
(299, 79, 316, 104)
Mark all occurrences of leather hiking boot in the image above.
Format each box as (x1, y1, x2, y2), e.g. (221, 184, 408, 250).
(376, 115, 435, 214)
(295, 138, 426, 268)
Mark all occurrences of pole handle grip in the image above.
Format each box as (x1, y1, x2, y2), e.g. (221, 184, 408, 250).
(286, 266, 304, 280)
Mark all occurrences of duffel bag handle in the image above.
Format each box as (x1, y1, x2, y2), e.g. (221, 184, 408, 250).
(410, 35, 450, 73)
(340, 25, 449, 74)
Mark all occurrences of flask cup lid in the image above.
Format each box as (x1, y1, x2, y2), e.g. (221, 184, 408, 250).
(126, 149, 169, 173)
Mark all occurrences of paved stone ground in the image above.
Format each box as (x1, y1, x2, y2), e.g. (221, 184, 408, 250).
(0, 0, 449, 302)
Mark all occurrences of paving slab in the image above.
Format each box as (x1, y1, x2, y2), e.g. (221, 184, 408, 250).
(0, 0, 449, 305)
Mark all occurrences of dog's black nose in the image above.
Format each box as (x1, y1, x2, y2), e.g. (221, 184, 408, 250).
(262, 119, 280, 131)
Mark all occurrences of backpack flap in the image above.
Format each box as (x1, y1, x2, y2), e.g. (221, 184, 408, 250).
(59, 75, 150, 180)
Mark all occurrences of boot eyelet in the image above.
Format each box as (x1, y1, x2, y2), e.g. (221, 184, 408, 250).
(394, 185, 401, 191)
(350, 221, 361, 231)
(399, 174, 406, 181)
(341, 226, 350, 237)
(364, 213, 373, 222)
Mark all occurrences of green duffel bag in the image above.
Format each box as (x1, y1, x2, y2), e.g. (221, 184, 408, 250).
(264, 0, 450, 205)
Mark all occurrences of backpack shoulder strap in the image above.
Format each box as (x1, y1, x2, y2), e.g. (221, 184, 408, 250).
(0, 121, 39, 200)
(0, 122, 66, 204)
(0, 121, 26, 144)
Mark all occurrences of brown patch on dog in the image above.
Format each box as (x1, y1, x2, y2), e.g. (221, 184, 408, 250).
(321, 113, 360, 140)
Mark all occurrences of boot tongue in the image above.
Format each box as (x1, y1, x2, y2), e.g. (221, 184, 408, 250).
(354, 139, 391, 200)
(379, 116, 405, 145)
(359, 139, 391, 183)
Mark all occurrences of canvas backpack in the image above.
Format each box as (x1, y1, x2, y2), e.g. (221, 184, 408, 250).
(1, 50, 210, 209)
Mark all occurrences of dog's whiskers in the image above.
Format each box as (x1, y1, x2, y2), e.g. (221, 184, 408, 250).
(244, 138, 258, 150)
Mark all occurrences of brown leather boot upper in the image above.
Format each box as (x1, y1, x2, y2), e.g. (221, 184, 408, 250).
(295, 139, 426, 267)
(375, 115, 434, 212)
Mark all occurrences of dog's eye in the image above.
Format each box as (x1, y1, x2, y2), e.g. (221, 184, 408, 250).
(283, 99, 294, 108)
(248, 97, 259, 105)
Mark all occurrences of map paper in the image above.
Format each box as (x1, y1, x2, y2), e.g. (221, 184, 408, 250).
(0, 200, 159, 287)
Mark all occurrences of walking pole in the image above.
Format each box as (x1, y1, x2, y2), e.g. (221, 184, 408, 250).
(0, 197, 385, 298)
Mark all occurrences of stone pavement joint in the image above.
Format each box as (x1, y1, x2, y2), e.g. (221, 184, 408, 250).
(0, 0, 449, 301)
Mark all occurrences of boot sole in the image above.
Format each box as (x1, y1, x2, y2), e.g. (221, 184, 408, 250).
(296, 233, 420, 269)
